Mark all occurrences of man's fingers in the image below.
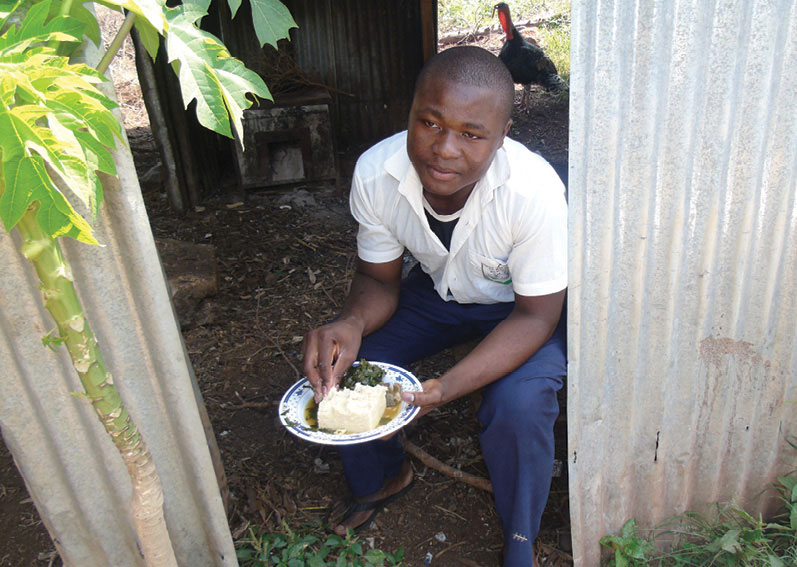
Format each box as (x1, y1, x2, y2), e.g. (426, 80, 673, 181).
(401, 390, 420, 405)
(302, 335, 325, 402)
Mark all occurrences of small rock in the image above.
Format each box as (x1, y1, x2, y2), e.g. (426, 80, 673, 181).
(314, 458, 330, 474)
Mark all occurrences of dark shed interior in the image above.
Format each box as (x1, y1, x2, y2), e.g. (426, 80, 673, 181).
(136, 0, 437, 210)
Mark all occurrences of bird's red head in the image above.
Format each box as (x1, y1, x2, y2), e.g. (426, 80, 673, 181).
(493, 3, 514, 40)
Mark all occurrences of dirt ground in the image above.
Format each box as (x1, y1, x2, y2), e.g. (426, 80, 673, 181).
(0, 15, 572, 567)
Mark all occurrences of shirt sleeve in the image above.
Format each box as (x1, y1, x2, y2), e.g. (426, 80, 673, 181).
(507, 176, 568, 297)
(349, 168, 405, 264)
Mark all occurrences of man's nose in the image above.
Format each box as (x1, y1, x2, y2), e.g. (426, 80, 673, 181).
(432, 131, 459, 159)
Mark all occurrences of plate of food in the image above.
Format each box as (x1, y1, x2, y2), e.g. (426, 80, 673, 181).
(278, 360, 422, 445)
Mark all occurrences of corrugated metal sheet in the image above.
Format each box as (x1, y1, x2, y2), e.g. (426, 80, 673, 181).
(285, 0, 428, 150)
(568, 0, 797, 565)
(218, 0, 430, 152)
(0, 40, 236, 566)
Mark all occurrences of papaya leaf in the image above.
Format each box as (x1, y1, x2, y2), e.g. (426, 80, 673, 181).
(0, 155, 97, 244)
(0, 41, 119, 241)
(0, 0, 25, 31)
(96, 0, 166, 34)
(132, 15, 160, 60)
(243, 0, 296, 48)
(5, 0, 83, 46)
(164, 4, 269, 144)
(66, 1, 100, 45)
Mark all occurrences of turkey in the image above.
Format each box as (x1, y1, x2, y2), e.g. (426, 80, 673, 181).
(494, 3, 568, 109)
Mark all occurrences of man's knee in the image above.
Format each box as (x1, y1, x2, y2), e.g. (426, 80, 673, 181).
(479, 374, 561, 434)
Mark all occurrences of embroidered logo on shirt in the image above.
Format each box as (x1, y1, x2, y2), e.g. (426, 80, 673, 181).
(482, 262, 512, 285)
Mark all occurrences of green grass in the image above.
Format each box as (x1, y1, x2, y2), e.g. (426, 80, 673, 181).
(539, 13, 571, 82)
(438, 0, 571, 83)
(236, 522, 405, 567)
(438, 0, 570, 35)
(600, 441, 797, 567)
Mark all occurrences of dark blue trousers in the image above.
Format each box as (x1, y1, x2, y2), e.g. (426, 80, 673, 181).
(339, 267, 566, 567)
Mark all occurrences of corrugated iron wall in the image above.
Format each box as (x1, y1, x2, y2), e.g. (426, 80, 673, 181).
(283, 0, 428, 152)
(213, 0, 430, 154)
(568, 0, 797, 565)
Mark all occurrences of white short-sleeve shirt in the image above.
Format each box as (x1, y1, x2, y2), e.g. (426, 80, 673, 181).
(350, 131, 567, 304)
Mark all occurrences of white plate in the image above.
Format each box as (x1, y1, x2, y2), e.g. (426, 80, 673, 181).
(278, 361, 422, 445)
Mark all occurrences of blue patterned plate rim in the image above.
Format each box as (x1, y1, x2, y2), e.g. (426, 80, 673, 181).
(278, 361, 422, 446)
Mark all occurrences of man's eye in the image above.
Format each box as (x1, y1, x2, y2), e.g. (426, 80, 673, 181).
(423, 120, 439, 129)
(463, 132, 480, 140)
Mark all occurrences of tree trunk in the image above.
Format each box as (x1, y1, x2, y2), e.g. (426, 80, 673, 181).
(15, 205, 178, 567)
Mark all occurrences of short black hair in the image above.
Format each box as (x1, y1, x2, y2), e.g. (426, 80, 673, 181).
(415, 46, 515, 122)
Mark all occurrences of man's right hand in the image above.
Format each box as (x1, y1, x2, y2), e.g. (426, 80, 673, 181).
(300, 256, 404, 403)
(302, 318, 364, 402)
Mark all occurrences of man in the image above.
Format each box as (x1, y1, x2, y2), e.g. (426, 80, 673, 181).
(302, 45, 567, 567)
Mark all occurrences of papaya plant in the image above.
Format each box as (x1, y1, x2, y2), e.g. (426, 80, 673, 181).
(0, 0, 295, 564)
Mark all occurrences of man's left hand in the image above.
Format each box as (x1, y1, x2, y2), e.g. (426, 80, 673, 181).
(402, 378, 447, 418)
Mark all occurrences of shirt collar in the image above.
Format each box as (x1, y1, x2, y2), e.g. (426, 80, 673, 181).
(384, 132, 512, 216)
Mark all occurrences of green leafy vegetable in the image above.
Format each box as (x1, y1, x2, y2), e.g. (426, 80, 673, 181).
(341, 359, 385, 390)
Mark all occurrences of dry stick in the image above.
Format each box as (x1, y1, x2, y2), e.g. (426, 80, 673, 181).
(220, 400, 279, 410)
(435, 540, 467, 559)
(433, 504, 467, 522)
(403, 440, 493, 493)
(322, 285, 339, 308)
(267, 335, 302, 378)
(295, 237, 318, 251)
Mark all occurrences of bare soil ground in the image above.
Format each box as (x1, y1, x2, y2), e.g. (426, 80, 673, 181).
(0, 11, 571, 567)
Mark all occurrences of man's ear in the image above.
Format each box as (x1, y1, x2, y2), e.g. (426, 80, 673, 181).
(499, 119, 513, 147)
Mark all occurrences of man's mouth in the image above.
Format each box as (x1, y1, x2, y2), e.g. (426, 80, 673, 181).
(427, 165, 458, 181)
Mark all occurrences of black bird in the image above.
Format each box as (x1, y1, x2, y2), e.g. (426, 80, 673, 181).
(494, 3, 568, 109)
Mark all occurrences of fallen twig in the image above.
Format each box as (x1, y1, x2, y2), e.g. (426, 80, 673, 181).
(435, 540, 466, 559)
(403, 440, 492, 493)
(321, 285, 339, 308)
(268, 335, 302, 378)
(220, 400, 278, 410)
(433, 504, 467, 522)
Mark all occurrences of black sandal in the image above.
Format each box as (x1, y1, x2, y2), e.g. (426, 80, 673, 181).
(326, 478, 416, 535)
(326, 497, 384, 535)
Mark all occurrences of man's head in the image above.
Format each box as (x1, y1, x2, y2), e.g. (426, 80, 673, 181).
(407, 46, 515, 213)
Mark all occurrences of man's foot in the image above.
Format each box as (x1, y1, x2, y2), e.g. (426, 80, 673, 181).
(327, 461, 414, 535)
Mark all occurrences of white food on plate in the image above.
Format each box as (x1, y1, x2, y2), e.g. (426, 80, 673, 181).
(317, 383, 387, 433)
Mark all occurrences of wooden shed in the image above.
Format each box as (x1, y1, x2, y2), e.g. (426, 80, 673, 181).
(137, 0, 436, 210)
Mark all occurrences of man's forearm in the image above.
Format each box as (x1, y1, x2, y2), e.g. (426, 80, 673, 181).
(338, 270, 401, 337)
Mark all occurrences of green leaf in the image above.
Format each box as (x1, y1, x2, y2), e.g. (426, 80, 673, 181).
(0, 155, 97, 243)
(0, 0, 24, 25)
(622, 519, 639, 539)
(243, 0, 296, 48)
(100, 0, 166, 34)
(132, 16, 160, 60)
(324, 535, 343, 548)
(165, 5, 270, 144)
(68, 2, 100, 44)
(708, 529, 741, 554)
(226, 0, 242, 19)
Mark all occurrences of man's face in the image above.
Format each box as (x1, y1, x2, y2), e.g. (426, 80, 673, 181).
(407, 75, 511, 212)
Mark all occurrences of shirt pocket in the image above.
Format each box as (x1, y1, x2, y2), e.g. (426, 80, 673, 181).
(468, 252, 512, 285)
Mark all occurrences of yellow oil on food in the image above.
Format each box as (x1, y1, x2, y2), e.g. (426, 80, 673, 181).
(305, 395, 402, 430)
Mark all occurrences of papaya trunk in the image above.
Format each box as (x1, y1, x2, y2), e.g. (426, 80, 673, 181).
(15, 205, 178, 567)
